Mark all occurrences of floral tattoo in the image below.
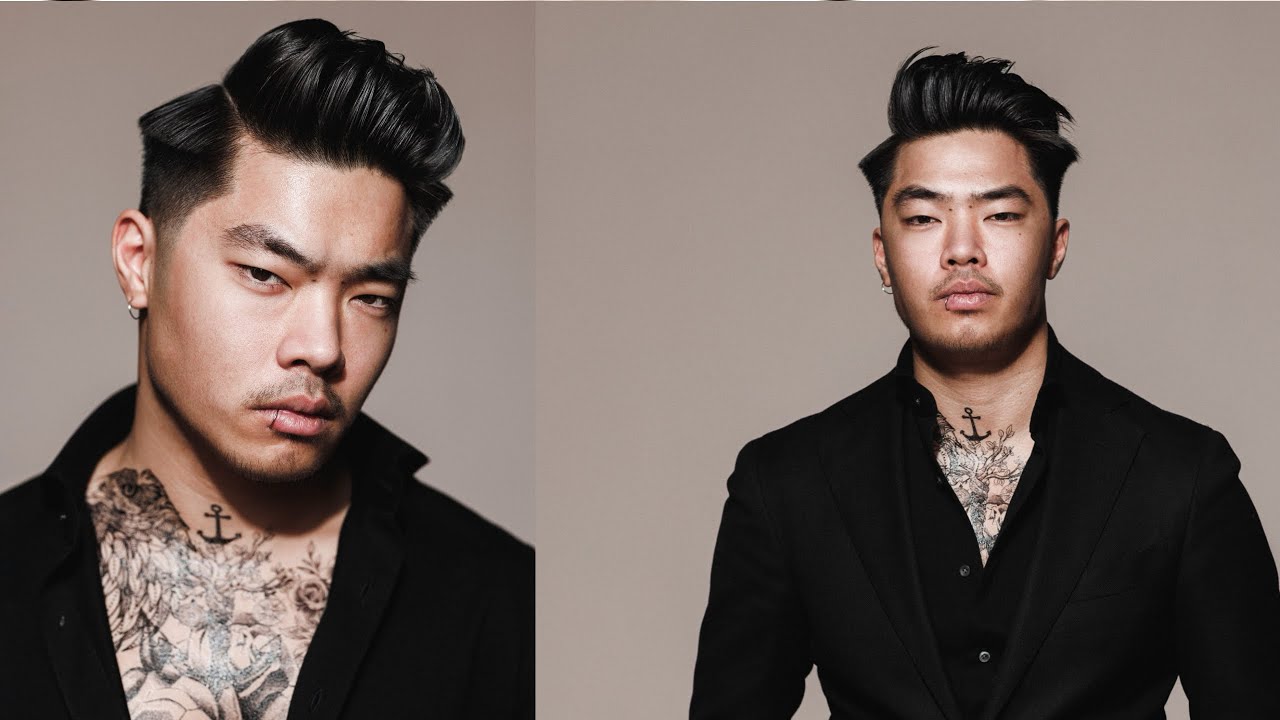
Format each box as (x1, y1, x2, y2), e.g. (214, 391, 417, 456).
(87, 468, 334, 719)
(932, 412, 1026, 565)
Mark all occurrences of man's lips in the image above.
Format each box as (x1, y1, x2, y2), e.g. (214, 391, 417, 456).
(943, 292, 993, 311)
(260, 395, 335, 418)
(936, 279, 996, 312)
(256, 395, 336, 437)
(259, 408, 331, 437)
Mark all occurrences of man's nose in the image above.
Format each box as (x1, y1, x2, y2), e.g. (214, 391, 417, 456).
(276, 291, 345, 378)
(941, 214, 987, 268)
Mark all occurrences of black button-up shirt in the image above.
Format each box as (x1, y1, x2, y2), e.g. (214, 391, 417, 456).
(0, 386, 533, 719)
(893, 327, 1065, 719)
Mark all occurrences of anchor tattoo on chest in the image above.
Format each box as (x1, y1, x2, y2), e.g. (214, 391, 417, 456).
(198, 503, 242, 544)
(959, 406, 990, 441)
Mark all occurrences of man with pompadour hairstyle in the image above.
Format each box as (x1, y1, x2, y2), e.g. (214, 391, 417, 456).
(692, 47, 1279, 719)
(0, 19, 531, 719)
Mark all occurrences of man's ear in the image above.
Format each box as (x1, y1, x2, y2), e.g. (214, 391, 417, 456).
(872, 226, 892, 288)
(112, 209, 158, 311)
(1047, 217, 1069, 279)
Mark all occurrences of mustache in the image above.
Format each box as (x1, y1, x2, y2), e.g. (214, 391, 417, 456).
(930, 270, 1002, 297)
(246, 382, 346, 419)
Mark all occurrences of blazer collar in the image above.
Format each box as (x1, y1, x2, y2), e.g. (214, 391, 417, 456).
(821, 327, 1144, 720)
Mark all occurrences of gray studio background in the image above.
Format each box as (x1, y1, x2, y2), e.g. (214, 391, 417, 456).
(536, 3, 1280, 718)
(0, 4, 533, 545)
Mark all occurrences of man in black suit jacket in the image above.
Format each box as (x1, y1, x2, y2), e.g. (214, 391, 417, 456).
(691, 49, 1280, 719)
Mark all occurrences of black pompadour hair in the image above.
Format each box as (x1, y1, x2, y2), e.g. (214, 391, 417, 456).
(858, 47, 1078, 219)
(137, 18, 464, 251)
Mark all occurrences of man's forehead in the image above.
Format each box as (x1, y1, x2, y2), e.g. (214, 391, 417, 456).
(191, 140, 412, 258)
(889, 129, 1038, 199)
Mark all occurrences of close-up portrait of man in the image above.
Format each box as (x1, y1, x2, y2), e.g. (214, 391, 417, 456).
(533, 3, 1280, 719)
(1, 6, 532, 719)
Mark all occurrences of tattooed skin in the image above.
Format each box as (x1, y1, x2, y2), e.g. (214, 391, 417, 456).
(932, 413, 1027, 566)
(86, 468, 334, 720)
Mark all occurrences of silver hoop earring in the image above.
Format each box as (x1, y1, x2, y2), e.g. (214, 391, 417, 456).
(127, 302, 143, 320)
(881, 283, 893, 295)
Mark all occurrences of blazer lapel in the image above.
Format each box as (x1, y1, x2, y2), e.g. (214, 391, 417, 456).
(979, 376, 1146, 720)
(822, 382, 963, 720)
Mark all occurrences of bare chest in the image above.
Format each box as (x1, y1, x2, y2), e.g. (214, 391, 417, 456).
(932, 415, 1035, 565)
(87, 469, 336, 719)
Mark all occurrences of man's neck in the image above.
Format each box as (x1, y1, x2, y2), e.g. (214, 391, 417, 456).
(911, 323, 1050, 440)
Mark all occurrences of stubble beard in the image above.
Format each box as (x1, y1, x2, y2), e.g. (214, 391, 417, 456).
(892, 289, 1046, 369)
(145, 354, 339, 486)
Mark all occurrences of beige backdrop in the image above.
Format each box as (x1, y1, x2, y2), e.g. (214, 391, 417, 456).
(536, 3, 1279, 718)
(0, 3, 533, 544)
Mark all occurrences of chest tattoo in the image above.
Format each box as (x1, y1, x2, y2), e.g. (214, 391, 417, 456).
(86, 468, 334, 719)
(932, 412, 1026, 566)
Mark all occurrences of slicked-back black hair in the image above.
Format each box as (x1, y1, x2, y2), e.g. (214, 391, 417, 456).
(858, 47, 1078, 219)
(138, 18, 464, 251)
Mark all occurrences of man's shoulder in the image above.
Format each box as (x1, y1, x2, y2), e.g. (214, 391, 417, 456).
(344, 411, 531, 568)
(397, 478, 533, 570)
(1059, 346, 1228, 451)
(0, 474, 64, 585)
(0, 474, 54, 524)
(735, 372, 896, 467)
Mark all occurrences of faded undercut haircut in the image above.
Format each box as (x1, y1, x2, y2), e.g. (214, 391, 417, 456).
(858, 47, 1078, 219)
(137, 18, 464, 252)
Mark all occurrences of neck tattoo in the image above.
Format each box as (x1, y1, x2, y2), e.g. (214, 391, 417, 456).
(198, 503, 242, 544)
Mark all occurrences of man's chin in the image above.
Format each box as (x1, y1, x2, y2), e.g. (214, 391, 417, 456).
(924, 327, 1007, 356)
(908, 316, 1037, 364)
(224, 444, 335, 485)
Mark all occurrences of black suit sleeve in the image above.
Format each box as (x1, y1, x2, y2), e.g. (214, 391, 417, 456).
(691, 441, 812, 719)
(1176, 431, 1280, 718)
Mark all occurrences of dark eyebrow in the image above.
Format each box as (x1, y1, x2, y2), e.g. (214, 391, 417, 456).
(222, 223, 416, 285)
(891, 185, 947, 208)
(222, 224, 320, 273)
(349, 257, 417, 285)
(973, 185, 1033, 204)
(890, 184, 1034, 208)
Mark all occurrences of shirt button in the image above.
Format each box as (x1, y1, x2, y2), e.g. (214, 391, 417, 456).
(936, 474, 947, 487)
(978, 650, 992, 663)
(913, 397, 922, 407)
(959, 564, 971, 577)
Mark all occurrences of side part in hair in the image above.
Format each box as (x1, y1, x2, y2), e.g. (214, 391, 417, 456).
(857, 47, 1078, 219)
(138, 18, 464, 249)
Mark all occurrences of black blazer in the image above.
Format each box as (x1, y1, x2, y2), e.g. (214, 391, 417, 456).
(691, 344, 1280, 719)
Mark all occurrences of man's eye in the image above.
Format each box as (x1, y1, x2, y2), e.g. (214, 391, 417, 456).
(989, 212, 1022, 222)
(356, 295, 398, 311)
(904, 215, 936, 226)
(240, 265, 284, 285)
